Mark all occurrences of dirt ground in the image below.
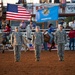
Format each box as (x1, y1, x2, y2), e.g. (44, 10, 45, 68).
(0, 50, 75, 75)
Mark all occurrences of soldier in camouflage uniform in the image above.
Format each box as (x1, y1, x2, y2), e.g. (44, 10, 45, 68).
(33, 26, 44, 61)
(11, 27, 24, 62)
(54, 24, 67, 61)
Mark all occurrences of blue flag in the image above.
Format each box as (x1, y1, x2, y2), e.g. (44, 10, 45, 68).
(36, 6, 59, 22)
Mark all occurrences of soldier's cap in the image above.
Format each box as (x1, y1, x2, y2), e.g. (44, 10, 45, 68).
(58, 24, 63, 27)
(15, 26, 18, 29)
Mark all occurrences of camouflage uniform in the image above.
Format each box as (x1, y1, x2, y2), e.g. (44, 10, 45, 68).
(11, 32, 24, 62)
(33, 32, 44, 61)
(54, 29, 67, 61)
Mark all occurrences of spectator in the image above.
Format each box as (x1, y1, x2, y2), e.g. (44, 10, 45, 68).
(17, 0, 22, 4)
(17, 0, 27, 7)
(2, 24, 11, 38)
(23, 1, 27, 8)
(19, 20, 26, 29)
(32, 22, 36, 29)
(54, 0, 60, 3)
(1, 19, 6, 29)
(26, 21, 33, 41)
(59, 19, 67, 28)
(60, 0, 66, 13)
(69, 20, 75, 29)
(1, 24, 11, 53)
(3, 24, 11, 32)
(68, 28, 75, 50)
(54, 24, 67, 61)
(69, 21, 72, 27)
(59, 19, 64, 25)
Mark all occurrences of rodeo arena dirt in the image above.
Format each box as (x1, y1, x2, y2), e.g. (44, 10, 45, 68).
(0, 28, 75, 75)
(0, 1, 75, 75)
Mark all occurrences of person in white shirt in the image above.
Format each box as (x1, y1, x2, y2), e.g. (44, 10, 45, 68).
(69, 20, 75, 29)
(69, 21, 72, 27)
(19, 20, 26, 29)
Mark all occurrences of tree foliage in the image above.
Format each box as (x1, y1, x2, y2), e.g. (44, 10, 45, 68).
(65, 17, 75, 24)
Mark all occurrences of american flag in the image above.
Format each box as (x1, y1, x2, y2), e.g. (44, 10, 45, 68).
(6, 4, 31, 20)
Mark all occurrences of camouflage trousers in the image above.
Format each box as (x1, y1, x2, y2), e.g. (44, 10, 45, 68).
(34, 44, 41, 60)
(57, 43, 65, 58)
(14, 45, 22, 62)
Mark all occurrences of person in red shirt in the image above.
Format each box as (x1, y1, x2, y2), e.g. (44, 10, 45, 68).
(2, 24, 11, 42)
(3, 24, 11, 32)
(68, 28, 75, 50)
(3, 24, 11, 36)
(1, 24, 11, 53)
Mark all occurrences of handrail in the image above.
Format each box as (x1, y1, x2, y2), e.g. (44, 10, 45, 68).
(19, 29, 71, 32)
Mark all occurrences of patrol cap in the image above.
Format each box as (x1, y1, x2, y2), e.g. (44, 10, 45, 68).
(58, 24, 63, 27)
(15, 26, 18, 29)
(36, 26, 40, 29)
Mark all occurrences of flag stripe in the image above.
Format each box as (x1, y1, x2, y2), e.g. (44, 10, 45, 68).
(6, 15, 31, 18)
(6, 12, 31, 16)
(6, 4, 31, 20)
(6, 17, 31, 20)
(8, 16, 30, 19)
(7, 17, 30, 20)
